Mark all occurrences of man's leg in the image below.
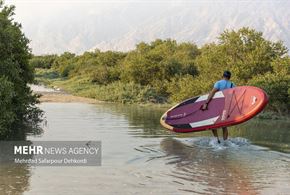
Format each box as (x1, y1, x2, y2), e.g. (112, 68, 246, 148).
(211, 129, 220, 143)
(222, 127, 228, 140)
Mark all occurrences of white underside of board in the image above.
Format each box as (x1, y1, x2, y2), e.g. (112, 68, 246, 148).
(189, 116, 220, 128)
(195, 91, 224, 102)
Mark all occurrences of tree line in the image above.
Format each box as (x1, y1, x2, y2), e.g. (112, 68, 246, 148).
(0, 2, 42, 139)
(33, 27, 289, 114)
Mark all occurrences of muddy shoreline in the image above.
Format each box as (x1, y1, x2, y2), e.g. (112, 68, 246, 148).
(31, 84, 100, 104)
(38, 92, 100, 103)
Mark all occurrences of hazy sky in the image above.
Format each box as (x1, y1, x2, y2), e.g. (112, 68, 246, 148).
(6, 0, 176, 18)
(5, 0, 177, 54)
(6, 0, 136, 21)
(3, 0, 290, 54)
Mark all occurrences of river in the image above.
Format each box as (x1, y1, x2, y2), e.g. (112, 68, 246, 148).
(0, 86, 290, 194)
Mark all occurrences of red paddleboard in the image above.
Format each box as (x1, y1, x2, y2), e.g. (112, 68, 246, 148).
(160, 86, 269, 133)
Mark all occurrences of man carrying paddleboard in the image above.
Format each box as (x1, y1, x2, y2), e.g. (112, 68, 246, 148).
(201, 71, 235, 143)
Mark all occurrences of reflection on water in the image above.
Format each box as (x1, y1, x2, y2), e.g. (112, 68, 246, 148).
(160, 138, 257, 194)
(0, 102, 289, 194)
(0, 165, 31, 195)
(230, 120, 290, 153)
(1, 122, 44, 141)
(0, 141, 34, 195)
(160, 137, 290, 194)
(102, 103, 170, 137)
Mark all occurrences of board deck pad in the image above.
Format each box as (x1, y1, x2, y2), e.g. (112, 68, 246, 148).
(160, 86, 269, 133)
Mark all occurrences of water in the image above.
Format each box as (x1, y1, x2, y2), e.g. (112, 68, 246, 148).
(1, 102, 290, 194)
(29, 84, 59, 93)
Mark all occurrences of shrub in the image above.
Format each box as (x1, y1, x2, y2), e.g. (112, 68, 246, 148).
(29, 55, 57, 69)
(0, 77, 15, 138)
(248, 72, 289, 114)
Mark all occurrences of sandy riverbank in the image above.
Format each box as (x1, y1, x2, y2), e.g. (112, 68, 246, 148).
(38, 92, 100, 103)
(31, 84, 100, 104)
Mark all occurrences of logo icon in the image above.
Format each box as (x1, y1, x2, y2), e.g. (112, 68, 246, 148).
(251, 96, 257, 105)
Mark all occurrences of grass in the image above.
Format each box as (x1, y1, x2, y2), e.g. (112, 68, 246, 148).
(34, 68, 168, 105)
(34, 68, 60, 85)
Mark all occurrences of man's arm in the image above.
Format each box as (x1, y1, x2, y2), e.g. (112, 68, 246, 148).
(201, 88, 218, 110)
(206, 88, 218, 103)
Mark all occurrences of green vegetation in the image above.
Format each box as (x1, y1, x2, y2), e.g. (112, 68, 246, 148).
(0, 2, 42, 140)
(29, 54, 57, 69)
(34, 28, 290, 114)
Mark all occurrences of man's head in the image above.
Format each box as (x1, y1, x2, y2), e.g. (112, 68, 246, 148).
(223, 70, 231, 79)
